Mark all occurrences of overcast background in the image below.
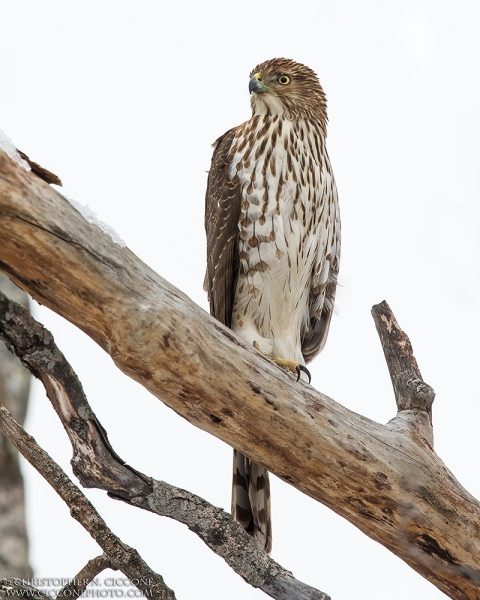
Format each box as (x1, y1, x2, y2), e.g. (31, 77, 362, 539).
(2, 1, 480, 598)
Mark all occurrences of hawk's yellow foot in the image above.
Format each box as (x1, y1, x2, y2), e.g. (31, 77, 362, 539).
(253, 342, 312, 383)
(272, 356, 312, 383)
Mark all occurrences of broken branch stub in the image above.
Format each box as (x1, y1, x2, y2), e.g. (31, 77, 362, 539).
(371, 300, 435, 415)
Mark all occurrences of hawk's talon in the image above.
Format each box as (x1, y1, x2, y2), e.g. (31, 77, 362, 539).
(253, 342, 311, 384)
(296, 364, 311, 384)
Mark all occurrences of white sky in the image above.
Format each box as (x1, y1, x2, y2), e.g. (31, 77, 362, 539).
(2, 1, 480, 599)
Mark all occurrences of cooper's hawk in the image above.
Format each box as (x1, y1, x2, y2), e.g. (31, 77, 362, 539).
(204, 58, 340, 553)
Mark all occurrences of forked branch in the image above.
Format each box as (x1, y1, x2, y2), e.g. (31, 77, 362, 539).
(56, 555, 114, 600)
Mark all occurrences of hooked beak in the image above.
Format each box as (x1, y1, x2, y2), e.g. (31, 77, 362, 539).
(249, 74, 266, 94)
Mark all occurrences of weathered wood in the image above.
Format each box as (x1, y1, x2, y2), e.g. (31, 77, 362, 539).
(16, 150, 62, 186)
(372, 301, 435, 416)
(1, 146, 480, 599)
(0, 289, 331, 600)
(0, 288, 152, 499)
(372, 300, 436, 448)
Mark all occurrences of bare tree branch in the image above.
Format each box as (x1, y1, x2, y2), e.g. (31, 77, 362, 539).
(0, 403, 175, 600)
(0, 286, 151, 499)
(0, 289, 331, 600)
(1, 142, 480, 599)
(142, 481, 330, 600)
(371, 300, 436, 452)
(372, 300, 435, 418)
(57, 555, 114, 600)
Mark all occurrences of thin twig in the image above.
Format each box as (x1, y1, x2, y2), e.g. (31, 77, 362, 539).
(57, 554, 114, 599)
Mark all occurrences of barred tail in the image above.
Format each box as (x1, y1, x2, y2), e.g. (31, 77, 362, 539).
(231, 450, 272, 553)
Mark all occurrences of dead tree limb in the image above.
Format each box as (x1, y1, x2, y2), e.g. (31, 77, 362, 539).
(372, 300, 435, 424)
(1, 140, 480, 599)
(0, 403, 175, 600)
(0, 289, 331, 600)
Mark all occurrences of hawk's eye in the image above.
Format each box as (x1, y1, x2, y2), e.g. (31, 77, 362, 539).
(278, 75, 290, 85)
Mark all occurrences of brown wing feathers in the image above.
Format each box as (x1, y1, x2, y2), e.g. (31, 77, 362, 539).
(204, 129, 241, 327)
(204, 128, 273, 553)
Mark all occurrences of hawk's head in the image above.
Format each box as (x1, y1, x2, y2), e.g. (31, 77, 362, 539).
(249, 58, 327, 126)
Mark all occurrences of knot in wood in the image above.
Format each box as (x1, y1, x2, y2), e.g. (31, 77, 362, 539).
(396, 376, 435, 413)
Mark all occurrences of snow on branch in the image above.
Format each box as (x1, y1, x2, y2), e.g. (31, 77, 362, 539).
(65, 195, 126, 247)
(0, 130, 31, 171)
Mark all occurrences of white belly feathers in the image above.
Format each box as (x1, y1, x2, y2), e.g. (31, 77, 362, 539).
(228, 114, 335, 361)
